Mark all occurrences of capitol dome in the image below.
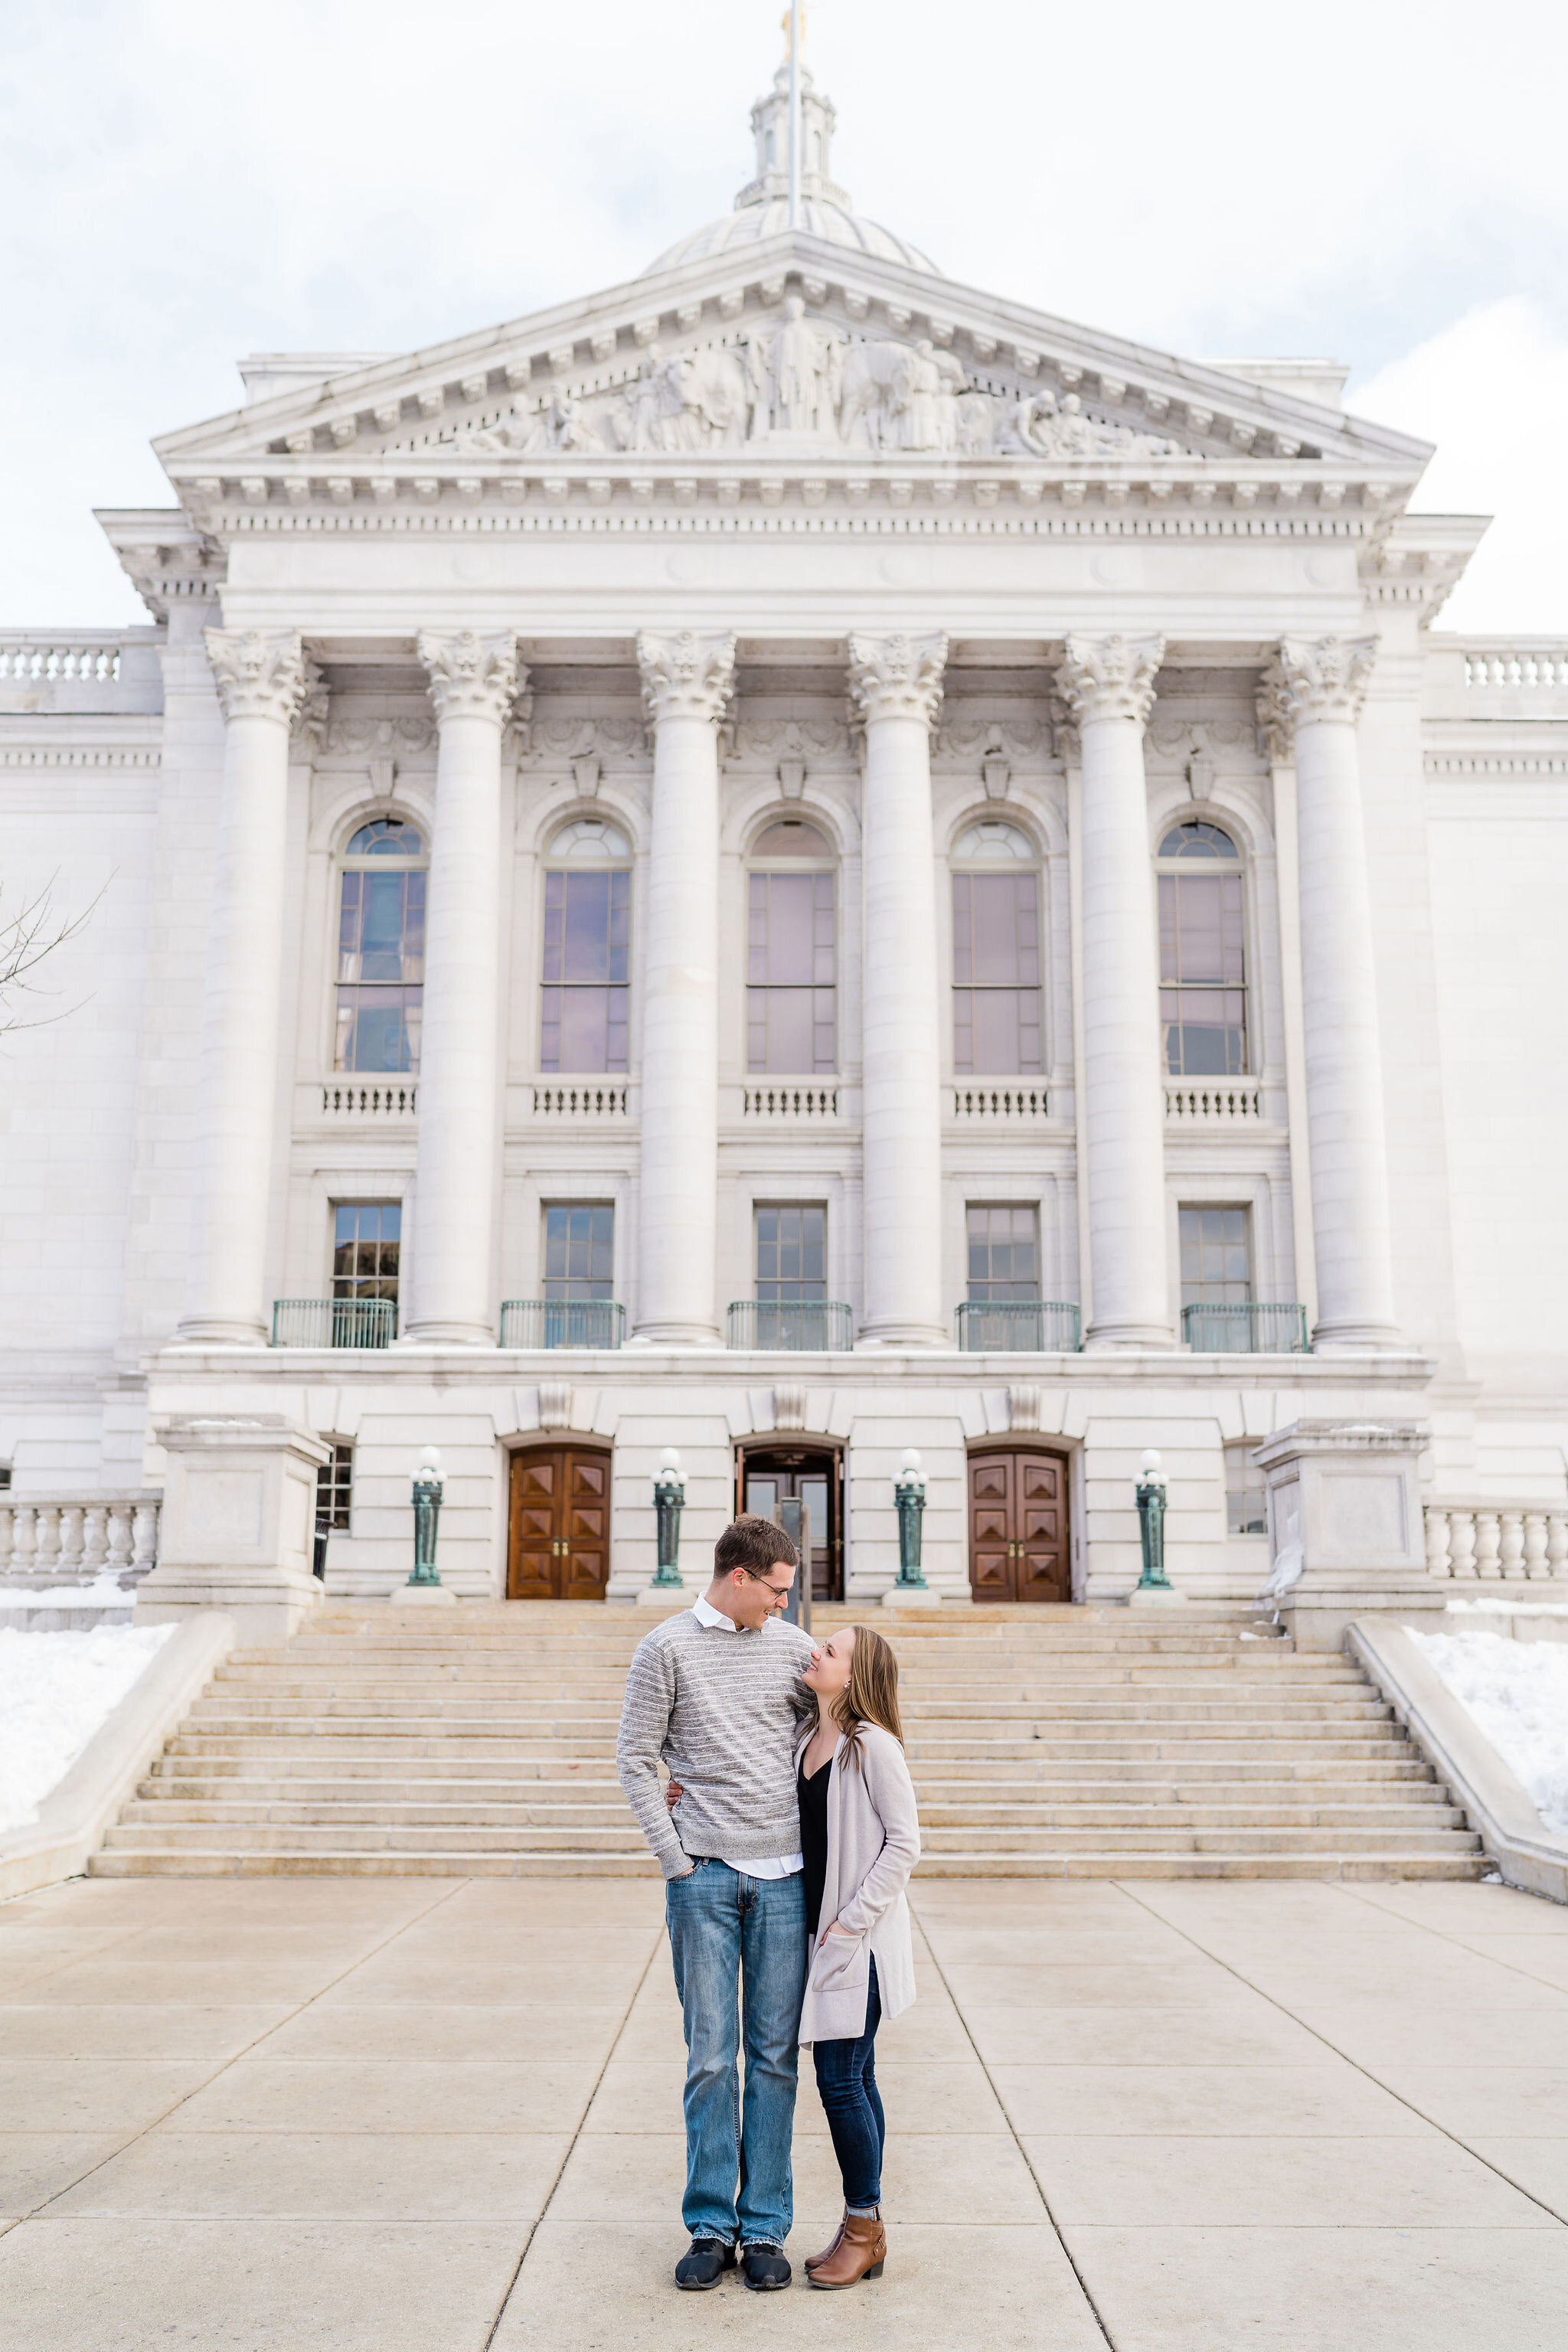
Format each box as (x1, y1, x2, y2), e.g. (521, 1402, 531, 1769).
(643, 63, 942, 279)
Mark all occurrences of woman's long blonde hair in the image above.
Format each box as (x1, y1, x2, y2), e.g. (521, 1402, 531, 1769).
(814, 1624, 903, 1763)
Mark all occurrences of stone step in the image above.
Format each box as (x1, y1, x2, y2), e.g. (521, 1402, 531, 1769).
(165, 1730, 1413, 1766)
(87, 1847, 1485, 1883)
(147, 1750, 1433, 1788)
(119, 1795, 1467, 1831)
(183, 1696, 1394, 1730)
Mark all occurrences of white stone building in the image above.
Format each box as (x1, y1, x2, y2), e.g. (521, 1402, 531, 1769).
(3, 60, 1566, 1631)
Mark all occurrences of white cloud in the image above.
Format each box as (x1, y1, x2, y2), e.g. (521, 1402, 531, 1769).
(1351, 300, 1568, 633)
(1, 0, 1565, 629)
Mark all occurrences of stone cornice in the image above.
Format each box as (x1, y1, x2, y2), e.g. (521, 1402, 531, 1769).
(847, 631, 948, 729)
(417, 629, 524, 727)
(636, 629, 737, 725)
(1054, 635, 1164, 729)
(204, 628, 313, 727)
(1258, 635, 1378, 753)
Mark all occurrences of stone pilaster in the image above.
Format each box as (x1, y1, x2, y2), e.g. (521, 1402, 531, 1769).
(406, 629, 524, 1344)
(1054, 633, 1172, 1348)
(1259, 636, 1400, 1349)
(633, 629, 735, 1344)
(848, 630, 948, 1346)
(178, 629, 315, 1344)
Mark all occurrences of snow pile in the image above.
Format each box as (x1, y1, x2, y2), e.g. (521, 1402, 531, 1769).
(0, 1624, 174, 1834)
(0, 1576, 136, 1612)
(1410, 1627, 1568, 1833)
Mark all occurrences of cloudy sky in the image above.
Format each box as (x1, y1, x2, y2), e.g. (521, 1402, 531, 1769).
(4, 0, 1563, 631)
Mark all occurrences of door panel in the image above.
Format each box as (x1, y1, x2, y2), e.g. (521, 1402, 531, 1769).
(508, 1447, 610, 1599)
(741, 1449, 842, 1600)
(968, 1449, 1071, 1602)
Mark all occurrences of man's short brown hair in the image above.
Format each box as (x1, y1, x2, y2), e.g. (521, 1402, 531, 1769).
(714, 1514, 799, 1577)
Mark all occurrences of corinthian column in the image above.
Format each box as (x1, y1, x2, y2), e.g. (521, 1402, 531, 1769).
(406, 629, 523, 1344)
(1260, 637, 1399, 1348)
(633, 629, 735, 1344)
(1055, 634, 1172, 1348)
(179, 629, 315, 1344)
(848, 631, 947, 1346)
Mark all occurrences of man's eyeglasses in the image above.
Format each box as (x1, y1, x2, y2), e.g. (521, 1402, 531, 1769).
(739, 1566, 795, 1601)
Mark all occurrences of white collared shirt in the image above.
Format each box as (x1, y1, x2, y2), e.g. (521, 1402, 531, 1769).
(688, 1596, 805, 1879)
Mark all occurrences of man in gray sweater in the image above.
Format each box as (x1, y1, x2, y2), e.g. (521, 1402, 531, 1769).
(616, 1514, 815, 2294)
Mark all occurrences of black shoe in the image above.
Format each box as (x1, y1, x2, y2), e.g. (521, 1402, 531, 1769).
(675, 2238, 736, 2291)
(741, 2244, 792, 2292)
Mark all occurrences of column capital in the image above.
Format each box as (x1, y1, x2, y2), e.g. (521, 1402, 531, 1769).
(1258, 635, 1378, 756)
(636, 629, 737, 725)
(1053, 634, 1164, 730)
(204, 628, 312, 727)
(418, 628, 525, 727)
(847, 630, 948, 730)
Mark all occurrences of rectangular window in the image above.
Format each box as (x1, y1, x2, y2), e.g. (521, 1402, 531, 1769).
(335, 869, 425, 1073)
(542, 1204, 616, 1301)
(541, 870, 629, 1073)
(952, 873, 1041, 1074)
(1159, 873, 1247, 1076)
(966, 1204, 1040, 1302)
(1224, 1441, 1268, 1537)
(1179, 1206, 1252, 1305)
(315, 1443, 354, 1533)
(755, 1204, 827, 1302)
(746, 871, 835, 1073)
(332, 1202, 401, 1312)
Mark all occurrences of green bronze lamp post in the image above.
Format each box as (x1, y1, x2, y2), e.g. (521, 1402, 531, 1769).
(650, 1449, 686, 1589)
(394, 1446, 457, 1607)
(1131, 1448, 1178, 1604)
(893, 1449, 929, 1592)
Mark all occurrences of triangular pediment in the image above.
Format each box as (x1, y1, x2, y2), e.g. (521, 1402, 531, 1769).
(153, 229, 1431, 510)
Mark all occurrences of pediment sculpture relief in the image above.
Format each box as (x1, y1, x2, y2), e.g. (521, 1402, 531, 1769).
(433, 310, 1198, 465)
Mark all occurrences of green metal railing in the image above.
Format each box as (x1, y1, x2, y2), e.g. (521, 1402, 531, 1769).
(727, 1300, 854, 1352)
(271, 1298, 395, 1349)
(956, 1300, 1083, 1353)
(1181, 1302, 1309, 1354)
(499, 1299, 626, 1350)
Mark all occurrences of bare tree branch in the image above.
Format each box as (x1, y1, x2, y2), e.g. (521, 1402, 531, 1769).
(0, 874, 106, 1037)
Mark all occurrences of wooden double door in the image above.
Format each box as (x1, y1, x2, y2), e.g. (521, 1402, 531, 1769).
(507, 1446, 610, 1600)
(968, 1448, 1071, 1603)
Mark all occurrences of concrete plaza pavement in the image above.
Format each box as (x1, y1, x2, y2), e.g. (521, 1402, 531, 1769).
(0, 1874, 1566, 2350)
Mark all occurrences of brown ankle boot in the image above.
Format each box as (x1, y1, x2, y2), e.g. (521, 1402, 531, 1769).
(806, 2207, 885, 2289)
(804, 2213, 848, 2274)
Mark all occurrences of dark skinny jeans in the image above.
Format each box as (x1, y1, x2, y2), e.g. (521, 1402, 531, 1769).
(811, 1953, 884, 2210)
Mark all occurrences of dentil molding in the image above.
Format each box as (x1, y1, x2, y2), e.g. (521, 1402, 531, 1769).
(1054, 634, 1165, 729)
(847, 630, 948, 730)
(636, 629, 737, 725)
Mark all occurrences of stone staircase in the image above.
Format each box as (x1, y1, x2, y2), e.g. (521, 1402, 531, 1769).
(90, 1603, 1485, 1880)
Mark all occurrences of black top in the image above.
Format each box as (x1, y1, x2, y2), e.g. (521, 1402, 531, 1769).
(798, 1749, 831, 1939)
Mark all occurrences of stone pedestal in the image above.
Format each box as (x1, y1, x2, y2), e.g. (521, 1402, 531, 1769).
(1254, 1418, 1442, 1650)
(135, 1416, 331, 1645)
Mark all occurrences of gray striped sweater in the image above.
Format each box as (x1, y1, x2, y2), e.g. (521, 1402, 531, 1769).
(616, 1608, 815, 1879)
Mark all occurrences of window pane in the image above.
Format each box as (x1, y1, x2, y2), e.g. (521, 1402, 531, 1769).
(336, 868, 423, 1072)
(952, 874, 1041, 1071)
(965, 1204, 1040, 1301)
(755, 1205, 826, 1301)
(1179, 1206, 1251, 1305)
(542, 1204, 615, 1300)
(332, 1203, 401, 1306)
(1159, 872, 1248, 1076)
(747, 874, 835, 1070)
(541, 871, 630, 1069)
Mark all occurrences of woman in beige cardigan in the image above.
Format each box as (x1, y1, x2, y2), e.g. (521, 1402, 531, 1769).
(795, 1625, 921, 2291)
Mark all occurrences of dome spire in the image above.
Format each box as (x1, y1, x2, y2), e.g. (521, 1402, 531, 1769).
(734, 54, 849, 218)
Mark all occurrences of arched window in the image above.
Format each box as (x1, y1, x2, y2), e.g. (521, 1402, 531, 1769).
(1157, 821, 1247, 1076)
(334, 818, 426, 1073)
(746, 818, 836, 1075)
(951, 820, 1041, 1075)
(541, 818, 632, 1073)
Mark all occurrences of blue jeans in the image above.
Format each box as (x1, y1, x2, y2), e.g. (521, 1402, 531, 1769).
(665, 1861, 808, 2248)
(812, 1954, 884, 2210)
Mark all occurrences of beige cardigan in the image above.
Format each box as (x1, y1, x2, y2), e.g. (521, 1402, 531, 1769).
(795, 1722, 921, 2047)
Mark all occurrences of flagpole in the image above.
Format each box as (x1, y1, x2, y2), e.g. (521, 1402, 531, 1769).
(786, 0, 802, 229)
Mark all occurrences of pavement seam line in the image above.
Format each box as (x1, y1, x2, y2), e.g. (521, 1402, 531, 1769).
(1335, 1878, 1568, 1998)
(1109, 1878, 1568, 2229)
(480, 1918, 666, 2351)
(909, 1894, 1120, 2351)
(18, 1877, 469, 2223)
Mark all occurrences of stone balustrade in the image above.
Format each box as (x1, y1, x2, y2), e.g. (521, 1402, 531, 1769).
(1165, 1080, 1264, 1122)
(0, 637, 122, 684)
(1423, 1501, 1568, 1582)
(0, 1492, 162, 1589)
(0, 630, 163, 714)
(320, 1083, 418, 1117)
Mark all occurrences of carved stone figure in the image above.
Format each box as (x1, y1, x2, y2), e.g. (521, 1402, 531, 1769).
(745, 296, 840, 437)
(1012, 389, 1179, 462)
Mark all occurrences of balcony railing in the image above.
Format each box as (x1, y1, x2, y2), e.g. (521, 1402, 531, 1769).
(727, 1300, 854, 1352)
(1181, 1302, 1308, 1354)
(500, 1299, 626, 1350)
(956, 1301, 1082, 1352)
(271, 1298, 396, 1349)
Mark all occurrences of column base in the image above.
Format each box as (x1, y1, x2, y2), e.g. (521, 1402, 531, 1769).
(397, 1322, 498, 1347)
(172, 1317, 269, 1348)
(854, 1325, 948, 1350)
(1309, 1321, 1406, 1352)
(626, 1325, 724, 1348)
(1083, 1323, 1177, 1351)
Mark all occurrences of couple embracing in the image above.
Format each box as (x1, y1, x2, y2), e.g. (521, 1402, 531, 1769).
(616, 1513, 921, 2292)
